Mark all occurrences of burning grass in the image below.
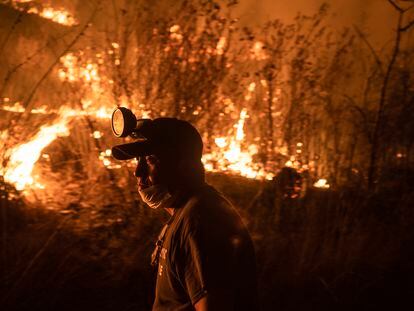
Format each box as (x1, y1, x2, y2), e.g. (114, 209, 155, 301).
(6, 0, 77, 26)
(1, 1, 413, 202)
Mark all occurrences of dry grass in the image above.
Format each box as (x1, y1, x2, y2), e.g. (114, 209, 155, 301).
(1, 173, 413, 311)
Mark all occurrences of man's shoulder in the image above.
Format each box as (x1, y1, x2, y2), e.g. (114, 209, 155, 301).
(174, 184, 249, 238)
(181, 184, 232, 216)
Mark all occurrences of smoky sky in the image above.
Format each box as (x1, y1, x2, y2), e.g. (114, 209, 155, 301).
(233, 0, 414, 47)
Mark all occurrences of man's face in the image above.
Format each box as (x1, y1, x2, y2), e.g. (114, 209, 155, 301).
(135, 155, 163, 191)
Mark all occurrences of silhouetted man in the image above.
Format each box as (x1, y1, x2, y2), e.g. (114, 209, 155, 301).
(112, 118, 259, 311)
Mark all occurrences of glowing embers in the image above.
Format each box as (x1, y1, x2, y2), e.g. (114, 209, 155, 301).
(30, 7, 77, 26)
(59, 53, 100, 83)
(1, 109, 71, 191)
(169, 24, 183, 43)
(99, 149, 121, 170)
(202, 109, 273, 180)
(313, 178, 330, 189)
(0, 98, 113, 120)
(251, 41, 268, 61)
(9, 1, 77, 26)
(57, 50, 131, 119)
(1, 98, 48, 114)
(216, 37, 227, 55)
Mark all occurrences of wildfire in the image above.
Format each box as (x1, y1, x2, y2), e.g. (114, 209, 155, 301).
(1, 99, 330, 194)
(0, 41, 330, 197)
(99, 149, 121, 169)
(9, 1, 77, 26)
(313, 179, 330, 189)
(1, 100, 114, 120)
(202, 109, 274, 180)
(1, 99, 49, 114)
(251, 41, 268, 61)
(216, 37, 227, 55)
(1, 108, 71, 191)
(59, 53, 100, 83)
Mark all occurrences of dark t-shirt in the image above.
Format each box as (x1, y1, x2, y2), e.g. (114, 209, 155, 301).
(152, 184, 259, 311)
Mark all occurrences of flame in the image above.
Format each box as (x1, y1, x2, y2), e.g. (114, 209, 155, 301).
(169, 24, 183, 43)
(92, 130, 102, 139)
(1, 39, 332, 197)
(9, 1, 77, 26)
(59, 53, 101, 84)
(0, 47, 148, 193)
(216, 37, 226, 55)
(58, 52, 138, 119)
(36, 8, 77, 26)
(99, 149, 121, 169)
(1, 100, 49, 114)
(1, 100, 114, 120)
(251, 41, 268, 60)
(1, 108, 72, 191)
(313, 179, 330, 189)
(202, 109, 274, 180)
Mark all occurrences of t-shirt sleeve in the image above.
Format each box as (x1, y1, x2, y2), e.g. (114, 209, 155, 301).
(175, 203, 242, 307)
(183, 228, 208, 304)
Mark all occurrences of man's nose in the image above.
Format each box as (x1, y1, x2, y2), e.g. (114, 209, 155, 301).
(135, 157, 148, 178)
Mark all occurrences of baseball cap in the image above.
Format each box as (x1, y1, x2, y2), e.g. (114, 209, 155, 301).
(111, 118, 203, 161)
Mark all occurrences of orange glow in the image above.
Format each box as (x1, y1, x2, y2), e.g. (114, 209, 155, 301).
(251, 41, 268, 60)
(0, 43, 330, 196)
(1, 108, 71, 191)
(216, 37, 227, 55)
(1, 101, 49, 114)
(36, 8, 77, 26)
(313, 179, 330, 189)
(10, 1, 77, 26)
(202, 109, 274, 180)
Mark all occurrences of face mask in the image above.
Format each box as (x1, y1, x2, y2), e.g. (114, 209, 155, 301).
(138, 184, 172, 209)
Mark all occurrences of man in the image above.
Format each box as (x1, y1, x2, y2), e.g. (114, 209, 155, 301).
(112, 117, 259, 310)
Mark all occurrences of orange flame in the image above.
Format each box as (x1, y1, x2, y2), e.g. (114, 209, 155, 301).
(1, 108, 72, 191)
(10, 1, 77, 26)
(1, 43, 332, 196)
(313, 178, 330, 189)
(202, 109, 274, 180)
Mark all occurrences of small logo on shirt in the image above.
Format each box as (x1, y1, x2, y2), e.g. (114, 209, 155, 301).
(160, 247, 168, 260)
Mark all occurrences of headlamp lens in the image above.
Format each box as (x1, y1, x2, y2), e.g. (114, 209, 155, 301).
(112, 109, 125, 137)
(111, 107, 137, 137)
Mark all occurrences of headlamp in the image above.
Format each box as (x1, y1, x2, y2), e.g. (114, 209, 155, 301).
(111, 107, 152, 138)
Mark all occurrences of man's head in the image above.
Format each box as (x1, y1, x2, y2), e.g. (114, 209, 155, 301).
(112, 117, 205, 192)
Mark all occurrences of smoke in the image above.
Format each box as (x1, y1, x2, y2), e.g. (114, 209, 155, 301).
(232, 0, 398, 47)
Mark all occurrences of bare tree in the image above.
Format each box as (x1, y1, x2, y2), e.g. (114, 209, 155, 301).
(367, 0, 414, 188)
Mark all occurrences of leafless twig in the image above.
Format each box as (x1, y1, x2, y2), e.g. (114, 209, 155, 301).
(353, 25, 384, 75)
(388, 0, 403, 12)
(400, 19, 414, 31)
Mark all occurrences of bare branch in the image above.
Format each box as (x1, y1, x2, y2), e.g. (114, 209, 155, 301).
(0, 11, 23, 59)
(7, 2, 100, 131)
(353, 25, 384, 75)
(388, 0, 404, 12)
(400, 19, 414, 31)
(0, 28, 75, 96)
(406, 4, 414, 11)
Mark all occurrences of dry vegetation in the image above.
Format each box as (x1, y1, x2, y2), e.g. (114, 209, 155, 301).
(1, 0, 414, 310)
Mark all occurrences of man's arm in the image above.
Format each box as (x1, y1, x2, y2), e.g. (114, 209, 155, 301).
(194, 292, 234, 311)
(194, 296, 208, 311)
